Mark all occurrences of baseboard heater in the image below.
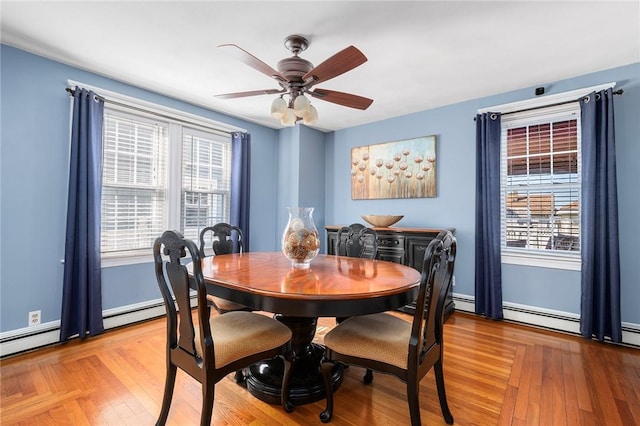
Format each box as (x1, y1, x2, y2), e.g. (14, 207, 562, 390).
(452, 294, 640, 347)
(0, 296, 195, 358)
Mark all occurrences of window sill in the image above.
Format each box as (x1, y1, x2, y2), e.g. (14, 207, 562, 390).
(501, 250, 581, 271)
(101, 253, 153, 268)
(100, 247, 209, 268)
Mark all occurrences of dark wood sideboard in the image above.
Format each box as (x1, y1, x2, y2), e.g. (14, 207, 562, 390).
(325, 225, 455, 318)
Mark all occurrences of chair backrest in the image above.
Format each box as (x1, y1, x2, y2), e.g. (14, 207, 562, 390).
(409, 230, 456, 372)
(336, 223, 378, 259)
(154, 230, 214, 370)
(199, 223, 244, 258)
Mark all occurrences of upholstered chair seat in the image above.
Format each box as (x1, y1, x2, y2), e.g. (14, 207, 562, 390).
(195, 311, 292, 369)
(323, 313, 416, 370)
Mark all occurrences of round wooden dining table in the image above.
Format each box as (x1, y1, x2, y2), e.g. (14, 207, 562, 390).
(196, 252, 421, 406)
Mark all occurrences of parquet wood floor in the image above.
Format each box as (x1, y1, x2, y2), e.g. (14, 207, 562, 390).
(1, 311, 639, 425)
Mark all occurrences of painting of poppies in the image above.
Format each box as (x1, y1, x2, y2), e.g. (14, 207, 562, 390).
(351, 135, 437, 199)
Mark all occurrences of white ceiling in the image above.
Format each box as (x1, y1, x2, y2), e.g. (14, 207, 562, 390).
(1, 1, 638, 132)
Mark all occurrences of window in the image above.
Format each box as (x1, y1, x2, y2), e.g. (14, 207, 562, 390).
(500, 102, 581, 268)
(102, 110, 168, 255)
(101, 106, 231, 261)
(181, 127, 231, 242)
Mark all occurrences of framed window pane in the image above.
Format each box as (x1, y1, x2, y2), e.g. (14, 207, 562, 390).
(181, 127, 231, 242)
(501, 107, 581, 256)
(101, 111, 168, 255)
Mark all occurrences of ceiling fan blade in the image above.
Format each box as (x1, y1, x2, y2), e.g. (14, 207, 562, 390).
(302, 46, 367, 85)
(219, 44, 286, 82)
(309, 88, 373, 110)
(215, 89, 285, 99)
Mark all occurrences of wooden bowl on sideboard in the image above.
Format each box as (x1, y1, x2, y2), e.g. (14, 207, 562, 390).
(361, 215, 404, 228)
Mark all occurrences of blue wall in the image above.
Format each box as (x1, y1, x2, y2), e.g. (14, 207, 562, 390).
(0, 45, 281, 331)
(325, 62, 640, 324)
(1, 44, 638, 336)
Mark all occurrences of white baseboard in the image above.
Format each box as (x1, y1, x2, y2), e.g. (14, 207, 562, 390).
(4, 294, 637, 357)
(0, 297, 195, 358)
(452, 293, 640, 347)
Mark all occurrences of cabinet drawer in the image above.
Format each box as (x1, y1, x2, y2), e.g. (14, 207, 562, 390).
(377, 250, 405, 264)
(377, 235, 404, 248)
(377, 235, 405, 264)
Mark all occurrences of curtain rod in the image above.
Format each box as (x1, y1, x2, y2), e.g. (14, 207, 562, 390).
(66, 87, 239, 136)
(474, 89, 624, 121)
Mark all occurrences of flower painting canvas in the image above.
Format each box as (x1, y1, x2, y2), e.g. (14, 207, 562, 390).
(351, 135, 437, 199)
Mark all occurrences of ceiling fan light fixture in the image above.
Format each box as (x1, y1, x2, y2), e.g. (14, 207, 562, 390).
(281, 108, 297, 126)
(293, 94, 310, 117)
(303, 105, 318, 125)
(270, 97, 287, 119)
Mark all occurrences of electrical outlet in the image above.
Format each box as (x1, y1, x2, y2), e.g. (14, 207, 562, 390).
(29, 310, 41, 326)
(452, 275, 456, 286)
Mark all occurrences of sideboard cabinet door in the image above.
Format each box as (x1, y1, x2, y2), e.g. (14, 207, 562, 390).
(405, 236, 433, 271)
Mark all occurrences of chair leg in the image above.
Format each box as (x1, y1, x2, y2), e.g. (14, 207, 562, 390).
(280, 354, 294, 413)
(363, 368, 373, 384)
(319, 361, 334, 423)
(233, 369, 245, 384)
(156, 363, 177, 426)
(200, 381, 215, 426)
(435, 359, 454, 424)
(406, 377, 421, 426)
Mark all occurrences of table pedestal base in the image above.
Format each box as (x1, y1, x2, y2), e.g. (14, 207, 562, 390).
(245, 316, 343, 406)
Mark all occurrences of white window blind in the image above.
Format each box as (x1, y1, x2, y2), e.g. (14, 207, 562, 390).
(101, 110, 168, 255)
(500, 102, 581, 258)
(180, 127, 231, 242)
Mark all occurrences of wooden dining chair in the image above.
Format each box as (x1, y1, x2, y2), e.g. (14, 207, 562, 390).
(199, 223, 252, 383)
(319, 230, 456, 426)
(335, 223, 378, 259)
(334, 223, 379, 380)
(199, 223, 251, 315)
(199, 222, 244, 258)
(153, 230, 293, 426)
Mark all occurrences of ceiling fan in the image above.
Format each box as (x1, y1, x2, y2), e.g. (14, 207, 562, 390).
(215, 35, 373, 126)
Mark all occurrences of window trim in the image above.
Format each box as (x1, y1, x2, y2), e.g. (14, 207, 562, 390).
(501, 251, 581, 271)
(67, 81, 244, 267)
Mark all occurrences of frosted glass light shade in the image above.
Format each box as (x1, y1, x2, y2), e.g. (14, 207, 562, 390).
(270, 97, 287, 119)
(293, 95, 310, 118)
(281, 108, 297, 126)
(303, 105, 318, 125)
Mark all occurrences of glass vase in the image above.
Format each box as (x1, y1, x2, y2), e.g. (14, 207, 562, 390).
(281, 207, 320, 269)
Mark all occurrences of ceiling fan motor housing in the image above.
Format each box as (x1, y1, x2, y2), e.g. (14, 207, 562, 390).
(277, 56, 314, 83)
